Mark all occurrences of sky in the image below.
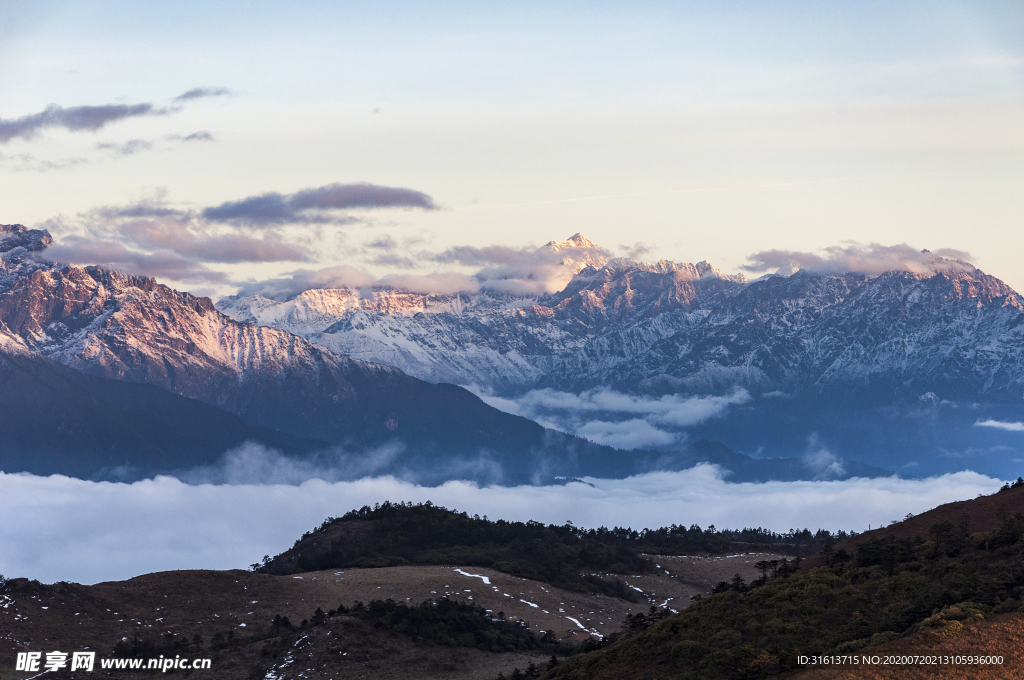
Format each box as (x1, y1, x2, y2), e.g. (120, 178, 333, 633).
(1, 1, 1021, 297)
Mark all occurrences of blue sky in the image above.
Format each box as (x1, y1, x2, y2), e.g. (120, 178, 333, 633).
(1, 1, 1021, 295)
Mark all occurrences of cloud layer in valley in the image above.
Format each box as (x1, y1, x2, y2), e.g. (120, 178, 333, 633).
(743, 242, 976, 277)
(0, 467, 1001, 585)
(475, 387, 750, 449)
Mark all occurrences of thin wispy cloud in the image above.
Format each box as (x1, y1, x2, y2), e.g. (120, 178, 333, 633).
(33, 179, 442, 286)
(229, 233, 606, 299)
(235, 266, 480, 300)
(975, 419, 1024, 432)
(0, 103, 173, 144)
(96, 139, 153, 156)
(43, 236, 229, 284)
(173, 87, 232, 102)
(39, 193, 316, 284)
(0, 152, 88, 172)
(618, 241, 653, 259)
(424, 238, 611, 296)
(0, 468, 1000, 584)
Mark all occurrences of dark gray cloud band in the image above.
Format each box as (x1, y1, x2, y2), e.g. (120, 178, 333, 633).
(33, 180, 440, 285)
(1, 88, 230, 145)
(0, 103, 168, 144)
(202, 182, 438, 226)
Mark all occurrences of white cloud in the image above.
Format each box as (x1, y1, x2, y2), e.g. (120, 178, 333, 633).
(472, 387, 750, 448)
(0, 468, 1001, 585)
(743, 242, 976, 277)
(575, 418, 677, 449)
(975, 419, 1024, 432)
(176, 441, 405, 484)
(236, 266, 481, 300)
(802, 437, 847, 481)
(379, 272, 480, 296)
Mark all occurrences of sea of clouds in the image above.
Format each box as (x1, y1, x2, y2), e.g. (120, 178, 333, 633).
(0, 466, 1001, 585)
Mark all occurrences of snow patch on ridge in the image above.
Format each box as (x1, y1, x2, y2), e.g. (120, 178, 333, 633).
(454, 568, 491, 585)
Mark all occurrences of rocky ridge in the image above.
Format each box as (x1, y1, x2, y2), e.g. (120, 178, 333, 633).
(216, 236, 1024, 404)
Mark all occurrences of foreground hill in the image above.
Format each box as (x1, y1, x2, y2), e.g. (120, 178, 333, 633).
(256, 502, 849, 599)
(0, 510, 789, 679)
(8, 490, 1022, 679)
(546, 484, 1024, 680)
(803, 479, 1024, 567)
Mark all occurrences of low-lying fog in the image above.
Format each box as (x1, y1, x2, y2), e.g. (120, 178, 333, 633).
(2, 458, 1002, 585)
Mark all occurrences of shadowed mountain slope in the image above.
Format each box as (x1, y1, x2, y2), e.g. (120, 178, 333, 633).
(0, 340, 325, 477)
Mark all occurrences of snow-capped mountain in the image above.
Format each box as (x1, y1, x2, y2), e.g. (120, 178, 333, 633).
(1, 224, 638, 483)
(218, 235, 1023, 405)
(215, 233, 1024, 476)
(6, 224, 1022, 479)
(217, 237, 750, 392)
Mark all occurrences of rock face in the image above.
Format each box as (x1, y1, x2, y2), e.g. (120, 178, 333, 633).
(0, 223, 52, 253)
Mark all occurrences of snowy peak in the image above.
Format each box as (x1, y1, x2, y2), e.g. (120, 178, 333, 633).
(538, 233, 611, 274)
(544, 233, 601, 251)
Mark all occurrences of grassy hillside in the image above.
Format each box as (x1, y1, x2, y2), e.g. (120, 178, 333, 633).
(544, 486, 1024, 680)
(256, 502, 850, 600)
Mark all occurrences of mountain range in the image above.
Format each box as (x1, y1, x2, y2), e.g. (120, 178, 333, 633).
(3, 224, 1022, 481)
(217, 233, 1024, 477)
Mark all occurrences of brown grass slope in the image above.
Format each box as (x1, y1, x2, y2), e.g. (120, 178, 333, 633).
(542, 484, 1024, 680)
(804, 484, 1024, 569)
(794, 613, 1024, 680)
(0, 555, 772, 680)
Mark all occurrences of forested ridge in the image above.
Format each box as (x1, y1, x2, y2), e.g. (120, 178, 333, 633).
(256, 501, 853, 599)
(548, 508, 1024, 679)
